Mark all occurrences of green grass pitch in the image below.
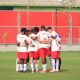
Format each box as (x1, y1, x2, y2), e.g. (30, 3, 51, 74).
(0, 51, 80, 80)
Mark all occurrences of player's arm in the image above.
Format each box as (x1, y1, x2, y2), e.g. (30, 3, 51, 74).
(37, 38, 45, 43)
(25, 40, 35, 47)
(56, 35, 61, 44)
(27, 37, 35, 47)
(51, 35, 56, 39)
(16, 35, 21, 46)
(56, 39, 61, 44)
(16, 41, 20, 46)
(58, 40, 61, 44)
(30, 36, 38, 40)
(29, 41, 35, 47)
(42, 39, 52, 44)
(37, 38, 51, 44)
(24, 40, 29, 46)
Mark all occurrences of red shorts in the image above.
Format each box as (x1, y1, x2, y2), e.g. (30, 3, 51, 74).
(33, 51, 39, 59)
(29, 51, 39, 59)
(47, 47, 51, 57)
(38, 48, 47, 59)
(17, 52, 29, 59)
(51, 51, 60, 59)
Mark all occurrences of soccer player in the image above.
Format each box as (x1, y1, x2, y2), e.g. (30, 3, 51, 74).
(50, 29, 61, 72)
(46, 27, 52, 69)
(56, 34, 61, 70)
(16, 28, 33, 72)
(26, 29, 32, 71)
(47, 27, 62, 71)
(28, 27, 39, 72)
(37, 25, 51, 73)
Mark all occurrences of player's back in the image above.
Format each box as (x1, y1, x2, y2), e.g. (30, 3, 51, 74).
(37, 31, 50, 48)
(37, 31, 50, 40)
(28, 33, 38, 52)
(51, 31, 60, 51)
(17, 33, 28, 52)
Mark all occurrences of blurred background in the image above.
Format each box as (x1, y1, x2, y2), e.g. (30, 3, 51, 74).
(0, 0, 80, 48)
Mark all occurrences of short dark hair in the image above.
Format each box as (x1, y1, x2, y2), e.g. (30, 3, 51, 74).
(41, 25, 46, 31)
(47, 27, 52, 31)
(21, 28, 27, 34)
(33, 27, 39, 33)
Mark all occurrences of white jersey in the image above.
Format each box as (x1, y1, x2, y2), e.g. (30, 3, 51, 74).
(47, 32, 51, 48)
(51, 31, 60, 51)
(16, 34, 31, 52)
(37, 31, 51, 48)
(28, 33, 38, 52)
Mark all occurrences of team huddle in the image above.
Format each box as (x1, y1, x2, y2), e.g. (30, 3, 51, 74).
(16, 25, 61, 73)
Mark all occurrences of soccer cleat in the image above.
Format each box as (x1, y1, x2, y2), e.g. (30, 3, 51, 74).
(49, 70, 56, 73)
(56, 70, 59, 72)
(39, 70, 47, 73)
(35, 70, 39, 73)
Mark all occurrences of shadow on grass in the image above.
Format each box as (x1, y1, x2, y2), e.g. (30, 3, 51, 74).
(60, 69, 68, 72)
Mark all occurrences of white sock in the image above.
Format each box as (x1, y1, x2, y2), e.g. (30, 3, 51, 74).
(23, 64, 27, 71)
(20, 64, 24, 71)
(30, 64, 34, 72)
(56, 59, 59, 71)
(52, 59, 56, 71)
(16, 64, 20, 71)
(49, 57, 52, 68)
(42, 64, 47, 71)
(35, 64, 38, 72)
(16, 59, 20, 71)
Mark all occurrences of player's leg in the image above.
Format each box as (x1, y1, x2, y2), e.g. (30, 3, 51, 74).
(57, 51, 61, 71)
(50, 58, 56, 72)
(29, 52, 35, 72)
(19, 52, 28, 72)
(33, 52, 39, 72)
(47, 47, 52, 70)
(19, 59, 24, 72)
(48, 57, 52, 69)
(23, 52, 29, 72)
(33, 58, 39, 72)
(26, 55, 30, 71)
(47, 51, 52, 71)
(39, 48, 47, 73)
(16, 52, 24, 72)
(42, 58, 47, 72)
(50, 51, 57, 72)
(16, 58, 20, 72)
(59, 58, 61, 70)
(23, 59, 27, 72)
(55, 59, 59, 72)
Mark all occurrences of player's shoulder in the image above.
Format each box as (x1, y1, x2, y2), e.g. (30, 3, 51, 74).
(21, 35, 28, 40)
(37, 31, 41, 36)
(30, 33, 36, 37)
(40, 31, 47, 34)
(43, 31, 50, 35)
(51, 31, 58, 37)
(17, 33, 21, 36)
(17, 33, 22, 37)
(46, 31, 50, 34)
(52, 31, 57, 34)
(52, 31, 57, 33)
